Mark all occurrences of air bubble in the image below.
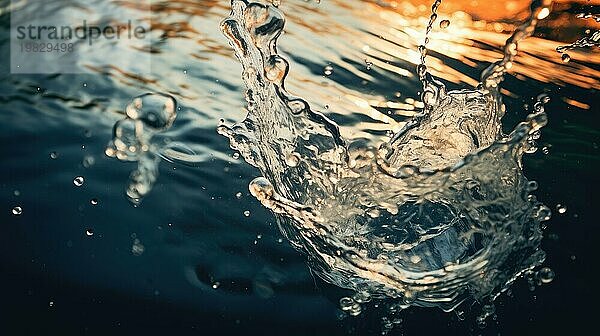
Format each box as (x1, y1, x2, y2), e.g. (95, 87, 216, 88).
(556, 204, 567, 214)
(73, 176, 84, 187)
(537, 267, 555, 284)
(12, 206, 23, 216)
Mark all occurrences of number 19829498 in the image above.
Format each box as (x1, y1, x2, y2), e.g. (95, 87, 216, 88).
(20, 42, 74, 53)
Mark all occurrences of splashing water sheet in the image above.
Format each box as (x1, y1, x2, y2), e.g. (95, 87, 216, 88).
(1, 0, 599, 335)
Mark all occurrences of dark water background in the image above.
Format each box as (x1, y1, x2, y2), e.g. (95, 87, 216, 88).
(1, 0, 598, 335)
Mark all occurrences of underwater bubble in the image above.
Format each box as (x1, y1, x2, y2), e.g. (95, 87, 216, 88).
(125, 93, 177, 131)
(12, 206, 23, 215)
(73, 176, 84, 187)
(132, 238, 145, 256)
(439, 20, 450, 29)
(537, 267, 555, 284)
(49, 151, 58, 159)
(82, 155, 95, 168)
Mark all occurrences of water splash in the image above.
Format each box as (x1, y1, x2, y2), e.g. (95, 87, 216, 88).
(220, 0, 553, 327)
(556, 11, 600, 60)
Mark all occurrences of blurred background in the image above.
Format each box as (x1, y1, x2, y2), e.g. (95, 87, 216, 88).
(0, 0, 598, 335)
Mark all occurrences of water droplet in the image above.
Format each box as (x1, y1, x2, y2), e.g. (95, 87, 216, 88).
(49, 301, 54, 307)
(235, 192, 243, 199)
(12, 206, 23, 215)
(73, 176, 84, 187)
(410, 255, 421, 264)
(556, 204, 567, 214)
(439, 20, 450, 29)
(13, 190, 20, 196)
(365, 60, 373, 70)
(537, 267, 555, 284)
(90, 198, 99, 205)
(212, 281, 220, 289)
(232, 152, 240, 160)
(285, 152, 300, 167)
(561, 53, 571, 63)
(243, 210, 251, 217)
(86, 229, 94, 236)
(50, 151, 58, 159)
(323, 65, 333, 76)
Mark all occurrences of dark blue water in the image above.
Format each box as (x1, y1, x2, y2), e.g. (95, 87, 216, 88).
(1, 0, 598, 335)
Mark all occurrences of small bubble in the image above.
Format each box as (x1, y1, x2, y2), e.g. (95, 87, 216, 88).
(365, 60, 373, 70)
(13, 190, 20, 196)
(90, 198, 99, 205)
(12, 206, 23, 216)
(537, 267, 555, 284)
(323, 65, 333, 76)
(232, 152, 240, 160)
(556, 204, 567, 214)
(541, 146, 550, 155)
(439, 20, 450, 29)
(561, 53, 571, 63)
(86, 229, 94, 236)
(212, 281, 220, 289)
(50, 151, 58, 159)
(244, 210, 251, 217)
(73, 176, 84, 187)
(49, 301, 54, 307)
(235, 192, 243, 199)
